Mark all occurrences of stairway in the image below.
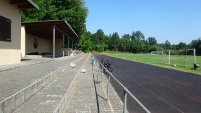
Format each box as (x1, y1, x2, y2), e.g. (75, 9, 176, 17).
(0, 53, 87, 113)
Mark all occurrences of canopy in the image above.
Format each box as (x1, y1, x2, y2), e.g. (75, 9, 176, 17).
(21, 20, 78, 39)
(10, 0, 39, 9)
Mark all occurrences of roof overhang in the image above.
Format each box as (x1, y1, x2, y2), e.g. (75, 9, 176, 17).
(21, 20, 78, 39)
(10, 0, 39, 10)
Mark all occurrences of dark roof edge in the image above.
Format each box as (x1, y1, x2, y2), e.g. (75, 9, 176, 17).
(21, 20, 78, 38)
(64, 20, 78, 38)
(21, 20, 63, 24)
(27, 0, 39, 10)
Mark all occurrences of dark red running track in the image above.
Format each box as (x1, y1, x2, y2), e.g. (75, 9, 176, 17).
(94, 54, 201, 113)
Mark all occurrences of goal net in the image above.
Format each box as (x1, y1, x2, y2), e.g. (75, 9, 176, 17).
(161, 49, 196, 69)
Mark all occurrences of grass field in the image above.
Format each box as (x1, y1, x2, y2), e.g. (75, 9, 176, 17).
(101, 51, 201, 75)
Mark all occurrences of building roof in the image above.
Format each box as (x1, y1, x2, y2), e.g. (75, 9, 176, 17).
(22, 20, 78, 39)
(10, 0, 39, 10)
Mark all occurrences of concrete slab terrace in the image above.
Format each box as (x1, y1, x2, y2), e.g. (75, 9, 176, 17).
(0, 53, 84, 113)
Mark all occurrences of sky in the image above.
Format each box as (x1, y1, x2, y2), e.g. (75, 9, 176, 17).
(84, 0, 201, 44)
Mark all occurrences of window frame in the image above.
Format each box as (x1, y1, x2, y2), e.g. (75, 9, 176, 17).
(0, 15, 11, 42)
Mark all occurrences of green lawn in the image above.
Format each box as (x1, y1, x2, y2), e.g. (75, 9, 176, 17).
(102, 52, 201, 75)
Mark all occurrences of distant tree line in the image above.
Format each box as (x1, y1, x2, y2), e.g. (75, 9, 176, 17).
(20, 1, 201, 55)
(77, 29, 201, 55)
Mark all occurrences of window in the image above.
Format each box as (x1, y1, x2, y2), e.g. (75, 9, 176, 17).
(0, 15, 11, 42)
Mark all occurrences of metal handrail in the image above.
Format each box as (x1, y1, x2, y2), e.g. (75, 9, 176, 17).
(92, 55, 151, 113)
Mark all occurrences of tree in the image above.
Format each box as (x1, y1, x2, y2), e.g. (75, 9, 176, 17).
(178, 42, 187, 50)
(21, 0, 46, 21)
(21, 0, 88, 37)
(77, 31, 93, 52)
(119, 34, 131, 52)
(189, 38, 201, 55)
(189, 40, 198, 48)
(164, 40, 171, 50)
(130, 31, 145, 41)
(108, 32, 120, 51)
(122, 34, 131, 40)
(119, 37, 130, 52)
(131, 31, 136, 41)
(91, 29, 106, 51)
(135, 31, 145, 41)
(147, 37, 157, 45)
(130, 39, 143, 53)
(92, 29, 105, 44)
(148, 44, 163, 52)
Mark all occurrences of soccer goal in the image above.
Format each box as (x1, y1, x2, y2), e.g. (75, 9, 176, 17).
(162, 49, 198, 69)
(185, 49, 199, 69)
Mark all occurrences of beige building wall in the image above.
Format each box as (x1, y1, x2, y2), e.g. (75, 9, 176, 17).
(50, 38, 71, 56)
(26, 34, 50, 54)
(0, 0, 21, 65)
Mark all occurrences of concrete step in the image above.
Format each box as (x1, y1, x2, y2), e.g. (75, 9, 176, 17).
(23, 55, 42, 59)
(0, 53, 86, 113)
(12, 54, 88, 113)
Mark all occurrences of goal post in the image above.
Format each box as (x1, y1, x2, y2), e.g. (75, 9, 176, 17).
(162, 49, 198, 69)
(185, 48, 199, 69)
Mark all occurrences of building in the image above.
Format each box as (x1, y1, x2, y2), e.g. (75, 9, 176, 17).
(0, 0, 78, 65)
(0, 0, 39, 65)
(21, 20, 78, 58)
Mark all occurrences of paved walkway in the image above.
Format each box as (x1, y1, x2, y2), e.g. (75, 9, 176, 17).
(0, 53, 123, 113)
(13, 54, 88, 113)
(0, 54, 84, 101)
(63, 55, 123, 113)
(0, 58, 52, 72)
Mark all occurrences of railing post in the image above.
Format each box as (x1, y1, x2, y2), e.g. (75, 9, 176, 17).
(91, 56, 93, 71)
(123, 89, 128, 113)
(107, 74, 110, 101)
(96, 67, 98, 83)
(96, 59, 98, 66)
(101, 65, 103, 82)
(97, 63, 100, 83)
(92, 62, 93, 71)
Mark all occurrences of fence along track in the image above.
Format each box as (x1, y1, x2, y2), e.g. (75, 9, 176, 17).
(92, 54, 151, 113)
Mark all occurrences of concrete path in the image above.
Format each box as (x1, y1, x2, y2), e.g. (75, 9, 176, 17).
(0, 58, 52, 72)
(0, 53, 123, 113)
(13, 54, 88, 113)
(0, 53, 85, 113)
(63, 55, 123, 113)
(0, 54, 84, 101)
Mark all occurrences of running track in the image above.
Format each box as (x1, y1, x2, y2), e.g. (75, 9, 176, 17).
(94, 54, 201, 113)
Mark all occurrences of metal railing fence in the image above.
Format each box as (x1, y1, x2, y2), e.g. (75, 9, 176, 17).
(92, 55, 151, 113)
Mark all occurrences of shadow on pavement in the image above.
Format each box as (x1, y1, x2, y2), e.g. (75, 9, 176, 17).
(93, 73, 108, 113)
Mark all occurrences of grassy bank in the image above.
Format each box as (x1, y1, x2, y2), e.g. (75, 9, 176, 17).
(102, 51, 201, 75)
